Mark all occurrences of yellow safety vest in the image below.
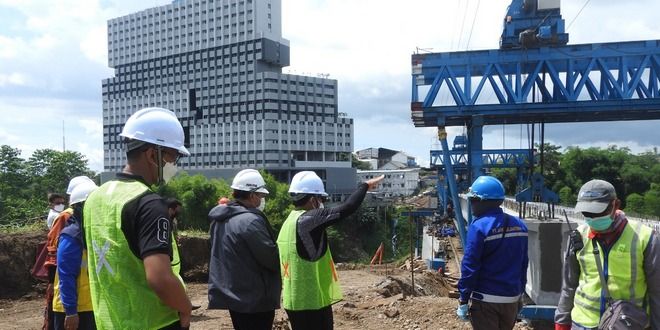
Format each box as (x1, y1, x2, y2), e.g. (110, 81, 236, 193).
(277, 209, 343, 311)
(53, 249, 93, 313)
(84, 180, 181, 330)
(571, 220, 653, 328)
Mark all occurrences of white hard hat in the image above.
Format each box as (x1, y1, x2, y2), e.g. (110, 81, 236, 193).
(288, 171, 328, 196)
(231, 169, 269, 194)
(120, 107, 190, 156)
(69, 181, 98, 205)
(66, 176, 95, 194)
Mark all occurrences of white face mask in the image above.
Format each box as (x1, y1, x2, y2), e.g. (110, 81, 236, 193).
(53, 204, 65, 212)
(162, 161, 178, 184)
(317, 198, 325, 209)
(257, 197, 266, 211)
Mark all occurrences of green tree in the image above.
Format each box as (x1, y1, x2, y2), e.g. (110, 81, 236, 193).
(26, 149, 95, 199)
(491, 168, 517, 195)
(643, 184, 660, 217)
(351, 154, 372, 170)
(625, 193, 645, 214)
(536, 143, 564, 192)
(261, 170, 294, 232)
(558, 186, 575, 205)
(159, 173, 231, 230)
(0, 145, 28, 199)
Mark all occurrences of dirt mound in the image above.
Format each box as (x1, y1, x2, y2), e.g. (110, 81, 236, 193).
(0, 229, 48, 298)
(374, 271, 453, 298)
(177, 234, 210, 282)
(0, 230, 211, 298)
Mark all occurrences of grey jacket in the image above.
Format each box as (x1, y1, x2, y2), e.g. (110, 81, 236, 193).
(555, 219, 660, 328)
(207, 201, 281, 313)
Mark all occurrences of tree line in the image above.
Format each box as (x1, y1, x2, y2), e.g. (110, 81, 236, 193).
(0, 144, 403, 262)
(493, 144, 660, 217)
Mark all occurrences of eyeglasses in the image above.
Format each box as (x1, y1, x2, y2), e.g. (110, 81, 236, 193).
(161, 149, 181, 165)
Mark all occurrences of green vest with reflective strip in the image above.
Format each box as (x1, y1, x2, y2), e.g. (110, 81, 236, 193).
(277, 209, 343, 311)
(571, 220, 653, 328)
(84, 180, 181, 330)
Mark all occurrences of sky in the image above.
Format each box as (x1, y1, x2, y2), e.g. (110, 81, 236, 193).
(0, 0, 659, 172)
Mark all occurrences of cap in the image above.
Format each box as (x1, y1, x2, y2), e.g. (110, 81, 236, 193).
(575, 179, 617, 214)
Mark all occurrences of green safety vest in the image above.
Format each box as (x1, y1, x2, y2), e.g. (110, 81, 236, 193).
(571, 220, 653, 328)
(277, 209, 343, 311)
(84, 180, 181, 330)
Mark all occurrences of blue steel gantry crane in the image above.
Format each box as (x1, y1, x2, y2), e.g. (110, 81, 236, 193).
(411, 0, 660, 318)
(412, 0, 660, 223)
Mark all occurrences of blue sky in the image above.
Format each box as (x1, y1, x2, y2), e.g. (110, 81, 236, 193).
(0, 0, 658, 172)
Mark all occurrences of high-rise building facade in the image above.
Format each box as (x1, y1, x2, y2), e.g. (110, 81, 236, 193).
(102, 0, 356, 194)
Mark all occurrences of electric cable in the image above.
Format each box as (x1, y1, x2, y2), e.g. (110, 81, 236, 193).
(567, 0, 592, 31)
(456, 0, 471, 50)
(465, 0, 482, 50)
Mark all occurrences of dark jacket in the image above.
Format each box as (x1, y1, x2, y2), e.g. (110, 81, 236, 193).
(207, 201, 281, 313)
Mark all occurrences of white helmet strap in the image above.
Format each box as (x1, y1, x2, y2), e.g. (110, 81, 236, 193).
(156, 146, 164, 186)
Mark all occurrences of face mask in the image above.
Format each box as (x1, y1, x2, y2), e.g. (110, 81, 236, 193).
(162, 161, 178, 184)
(317, 198, 325, 209)
(53, 204, 65, 212)
(257, 197, 266, 211)
(585, 214, 614, 231)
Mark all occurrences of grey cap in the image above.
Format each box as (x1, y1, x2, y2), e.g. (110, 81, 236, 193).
(575, 179, 617, 214)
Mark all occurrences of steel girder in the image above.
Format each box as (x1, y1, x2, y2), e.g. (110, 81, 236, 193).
(411, 40, 660, 127)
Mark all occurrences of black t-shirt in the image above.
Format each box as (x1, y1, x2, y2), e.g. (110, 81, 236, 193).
(116, 173, 173, 260)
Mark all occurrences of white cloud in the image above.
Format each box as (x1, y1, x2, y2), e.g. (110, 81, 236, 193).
(80, 25, 108, 66)
(78, 118, 103, 139)
(0, 72, 28, 86)
(0, 0, 659, 176)
(75, 142, 104, 172)
(0, 127, 19, 143)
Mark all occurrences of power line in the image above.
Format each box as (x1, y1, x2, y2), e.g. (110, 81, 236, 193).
(567, 0, 592, 31)
(456, 0, 471, 50)
(465, 0, 482, 50)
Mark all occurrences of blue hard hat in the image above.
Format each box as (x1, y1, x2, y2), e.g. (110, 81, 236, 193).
(466, 176, 505, 200)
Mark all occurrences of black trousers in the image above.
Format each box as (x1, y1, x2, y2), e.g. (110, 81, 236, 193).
(469, 300, 519, 330)
(52, 311, 96, 330)
(228, 310, 275, 330)
(286, 305, 333, 330)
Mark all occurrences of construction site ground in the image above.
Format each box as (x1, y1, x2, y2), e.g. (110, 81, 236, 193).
(0, 241, 536, 330)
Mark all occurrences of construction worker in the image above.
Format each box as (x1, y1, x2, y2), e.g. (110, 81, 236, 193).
(555, 179, 660, 329)
(278, 171, 384, 330)
(208, 169, 280, 330)
(83, 107, 192, 329)
(456, 176, 528, 330)
(52, 181, 98, 330)
(43, 176, 95, 330)
(46, 193, 66, 229)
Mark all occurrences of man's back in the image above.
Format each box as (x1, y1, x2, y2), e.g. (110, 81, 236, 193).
(461, 208, 528, 298)
(208, 202, 280, 313)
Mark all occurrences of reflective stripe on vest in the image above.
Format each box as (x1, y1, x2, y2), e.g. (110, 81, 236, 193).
(571, 221, 652, 328)
(84, 180, 181, 330)
(53, 249, 93, 313)
(277, 209, 343, 311)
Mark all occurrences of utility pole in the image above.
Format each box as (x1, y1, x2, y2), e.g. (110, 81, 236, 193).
(408, 209, 415, 296)
(62, 120, 66, 152)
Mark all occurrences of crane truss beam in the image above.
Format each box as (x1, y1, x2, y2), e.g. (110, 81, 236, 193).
(411, 40, 660, 127)
(430, 149, 532, 169)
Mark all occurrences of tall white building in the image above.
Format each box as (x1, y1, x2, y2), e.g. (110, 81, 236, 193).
(102, 0, 356, 193)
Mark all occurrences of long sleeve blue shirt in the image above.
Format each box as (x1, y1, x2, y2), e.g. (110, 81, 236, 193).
(458, 208, 529, 303)
(57, 232, 82, 315)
